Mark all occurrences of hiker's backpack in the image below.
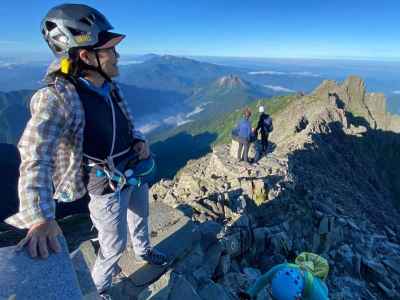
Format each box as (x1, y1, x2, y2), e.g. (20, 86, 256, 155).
(263, 116, 273, 133)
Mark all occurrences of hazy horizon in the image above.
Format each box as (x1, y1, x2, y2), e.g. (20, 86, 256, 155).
(3, 51, 400, 65)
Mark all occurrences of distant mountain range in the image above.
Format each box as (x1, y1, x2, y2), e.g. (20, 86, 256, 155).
(1, 54, 400, 115)
(0, 55, 276, 144)
(0, 63, 46, 91)
(118, 55, 243, 94)
(6, 54, 400, 164)
(0, 90, 32, 144)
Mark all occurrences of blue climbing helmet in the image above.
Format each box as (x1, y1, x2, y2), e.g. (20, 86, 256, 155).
(271, 267, 304, 300)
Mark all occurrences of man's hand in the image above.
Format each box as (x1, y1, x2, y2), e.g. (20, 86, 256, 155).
(16, 220, 62, 259)
(133, 141, 150, 160)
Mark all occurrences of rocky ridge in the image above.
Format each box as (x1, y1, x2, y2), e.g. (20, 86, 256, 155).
(1, 76, 400, 300)
(149, 76, 400, 299)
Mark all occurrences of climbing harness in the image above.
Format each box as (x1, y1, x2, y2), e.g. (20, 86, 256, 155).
(76, 76, 155, 193)
(82, 83, 131, 192)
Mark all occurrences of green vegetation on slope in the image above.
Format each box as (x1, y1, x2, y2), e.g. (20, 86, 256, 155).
(149, 94, 297, 180)
(150, 94, 296, 146)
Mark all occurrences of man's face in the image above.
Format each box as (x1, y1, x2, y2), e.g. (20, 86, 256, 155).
(96, 47, 120, 78)
(81, 46, 120, 78)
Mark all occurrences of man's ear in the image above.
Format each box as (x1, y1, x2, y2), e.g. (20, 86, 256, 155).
(78, 49, 95, 66)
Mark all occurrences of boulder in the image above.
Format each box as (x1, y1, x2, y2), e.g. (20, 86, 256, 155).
(243, 267, 261, 283)
(215, 254, 231, 277)
(382, 257, 400, 276)
(0, 236, 82, 300)
(198, 282, 235, 300)
(70, 240, 99, 299)
(337, 244, 355, 274)
(137, 270, 201, 300)
(118, 202, 200, 291)
(198, 220, 223, 250)
(230, 139, 240, 159)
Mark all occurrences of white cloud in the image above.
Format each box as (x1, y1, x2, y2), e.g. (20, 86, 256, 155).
(393, 90, 400, 95)
(138, 103, 212, 134)
(264, 85, 295, 93)
(177, 120, 193, 126)
(185, 102, 212, 118)
(291, 71, 320, 77)
(248, 70, 320, 77)
(186, 106, 204, 118)
(138, 122, 161, 134)
(163, 114, 193, 126)
(248, 70, 286, 75)
(119, 60, 143, 65)
(0, 62, 15, 68)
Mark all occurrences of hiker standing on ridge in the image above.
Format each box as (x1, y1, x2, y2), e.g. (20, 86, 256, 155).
(232, 108, 253, 163)
(254, 105, 273, 155)
(5, 4, 168, 298)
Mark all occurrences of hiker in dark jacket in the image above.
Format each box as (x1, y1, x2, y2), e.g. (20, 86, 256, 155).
(254, 106, 273, 155)
(233, 108, 253, 162)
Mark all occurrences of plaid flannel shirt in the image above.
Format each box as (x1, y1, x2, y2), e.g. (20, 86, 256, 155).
(5, 61, 144, 229)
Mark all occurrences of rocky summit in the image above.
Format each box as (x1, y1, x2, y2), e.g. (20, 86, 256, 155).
(1, 76, 400, 299)
(150, 76, 400, 299)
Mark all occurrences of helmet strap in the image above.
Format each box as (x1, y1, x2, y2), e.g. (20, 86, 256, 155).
(68, 49, 112, 83)
(94, 50, 112, 82)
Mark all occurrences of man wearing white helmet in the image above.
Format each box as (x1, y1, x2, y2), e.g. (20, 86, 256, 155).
(254, 105, 273, 155)
(6, 4, 167, 298)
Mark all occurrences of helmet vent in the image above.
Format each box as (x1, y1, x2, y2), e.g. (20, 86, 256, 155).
(93, 13, 107, 24)
(53, 44, 63, 53)
(53, 34, 68, 44)
(88, 14, 96, 22)
(45, 21, 57, 31)
(79, 17, 93, 27)
(66, 26, 86, 36)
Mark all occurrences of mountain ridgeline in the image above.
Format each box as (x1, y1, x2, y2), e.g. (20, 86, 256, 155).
(119, 55, 242, 94)
(150, 76, 400, 299)
(185, 75, 271, 119)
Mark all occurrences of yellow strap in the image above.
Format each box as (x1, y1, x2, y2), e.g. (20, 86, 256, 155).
(60, 57, 71, 74)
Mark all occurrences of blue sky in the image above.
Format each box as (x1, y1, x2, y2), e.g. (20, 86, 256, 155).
(1, 0, 400, 60)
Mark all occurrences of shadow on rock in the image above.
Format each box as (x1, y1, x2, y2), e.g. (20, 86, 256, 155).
(151, 131, 217, 181)
(252, 111, 400, 299)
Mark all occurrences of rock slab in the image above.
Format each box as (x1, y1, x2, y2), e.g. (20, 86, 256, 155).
(118, 202, 200, 296)
(0, 236, 83, 300)
(70, 240, 99, 300)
